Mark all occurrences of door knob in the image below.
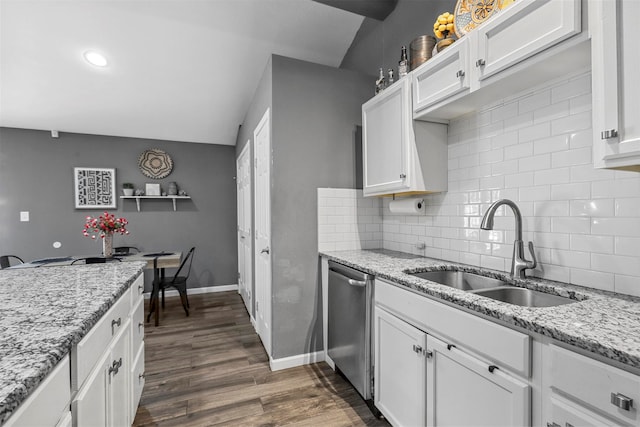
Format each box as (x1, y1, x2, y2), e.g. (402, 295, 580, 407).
(261, 247, 270, 254)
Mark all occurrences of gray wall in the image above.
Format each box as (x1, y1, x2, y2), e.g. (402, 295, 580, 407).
(340, 0, 453, 78)
(0, 127, 238, 290)
(236, 55, 370, 360)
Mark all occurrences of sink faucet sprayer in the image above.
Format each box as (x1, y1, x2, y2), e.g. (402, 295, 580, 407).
(481, 199, 537, 279)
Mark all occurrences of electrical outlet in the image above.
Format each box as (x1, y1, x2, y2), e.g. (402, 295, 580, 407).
(20, 211, 29, 222)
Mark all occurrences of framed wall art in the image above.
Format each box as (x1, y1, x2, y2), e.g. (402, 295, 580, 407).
(74, 167, 116, 209)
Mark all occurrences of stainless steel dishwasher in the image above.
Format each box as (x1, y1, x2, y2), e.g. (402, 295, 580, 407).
(328, 260, 374, 401)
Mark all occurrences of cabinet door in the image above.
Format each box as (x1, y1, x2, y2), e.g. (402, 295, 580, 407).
(413, 37, 470, 113)
(374, 306, 427, 427)
(592, 0, 640, 170)
(108, 324, 130, 427)
(362, 79, 411, 196)
(473, 0, 581, 82)
(426, 335, 530, 427)
(131, 343, 145, 421)
(74, 351, 110, 427)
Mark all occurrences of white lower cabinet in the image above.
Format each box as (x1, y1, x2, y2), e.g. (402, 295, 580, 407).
(374, 306, 427, 427)
(4, 356, 71, 427)
(544, 344, 640, 427)
(73, 323, 130, 427)
(426, 335, 530, 427)
(72, 273, 144, 427)
(374, 278, 530, 426)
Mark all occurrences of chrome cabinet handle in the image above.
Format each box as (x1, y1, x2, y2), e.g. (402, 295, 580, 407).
(111, 317, 121, 334)
(108, 358, 123, 376)
(601, 129, 618, 140)
(546, 423, 560, 427)
(456, 70, 465, 78)
(261, 247, 270, 254)
(139, 373, 146, 381)
(347, 279, 367, 287)
(611, 392, 633, 411)
(476, 59, 486, 67)
(399, 173, 406, 179)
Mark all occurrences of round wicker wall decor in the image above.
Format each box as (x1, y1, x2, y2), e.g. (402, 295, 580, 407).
(138, 148, 173, 179)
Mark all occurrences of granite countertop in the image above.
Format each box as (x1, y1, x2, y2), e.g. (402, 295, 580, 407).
(321, 249, 640, 371)
(0, 262, 145, 425)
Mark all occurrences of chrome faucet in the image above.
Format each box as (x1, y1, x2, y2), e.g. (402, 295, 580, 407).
(481, 199, 537, 279)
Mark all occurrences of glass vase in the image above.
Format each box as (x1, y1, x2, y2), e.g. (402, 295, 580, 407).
(103, 233, 113, 258)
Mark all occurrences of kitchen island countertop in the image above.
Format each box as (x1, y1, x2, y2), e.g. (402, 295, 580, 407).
(0, 262, 145, 425)
(321, 249, 640, 371)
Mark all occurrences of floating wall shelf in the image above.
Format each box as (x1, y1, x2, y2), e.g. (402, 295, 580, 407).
(120, 195, 191, 211)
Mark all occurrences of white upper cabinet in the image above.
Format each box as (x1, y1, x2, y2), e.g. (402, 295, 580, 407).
(412, 37, 470, 113)
(413, 0, 587, 122)
(473, 0, 581, 82)
(363, 78, 448, 197)
(363, 79, 409, 195)
(591, 0, 640, 171)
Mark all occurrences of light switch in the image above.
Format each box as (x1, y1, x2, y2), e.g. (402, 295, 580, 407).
(20, 211, 29, 222)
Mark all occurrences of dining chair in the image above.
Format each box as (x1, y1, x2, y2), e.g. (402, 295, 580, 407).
(0, 255, 24, 269)
(160, 247, 195, 317)
(114, 246, 140, 256)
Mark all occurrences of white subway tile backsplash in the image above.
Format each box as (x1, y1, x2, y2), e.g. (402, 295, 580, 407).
(592, 218, 640, 237)
(519, 122, 551, 143)
(518, 154, 551, 172)
(615, 236, 640, 256)
(550, 110, 592, 135)
(533, 101, 569, 124)
(534, 168, 570, 186)
(551, 217, 591, 234)
(370, 72, 640, 296)
(592, 253, 640, 276)
(571, 269, 614, 292)
(519, 90, 551, 114)
(551, 73, 591, 103)
(570, 234, 614, 254)
(551, 147, 592, 168)
(615, 198, 640, 217)
(615, 275, 640, 297)
(550, 182, 591, 200)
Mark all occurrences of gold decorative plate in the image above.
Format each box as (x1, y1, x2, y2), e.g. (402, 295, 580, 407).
(138, 148, 173, 179)
(454, 0, 514, 38)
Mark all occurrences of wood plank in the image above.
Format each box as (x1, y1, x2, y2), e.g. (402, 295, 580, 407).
(133, 291, 389, 426)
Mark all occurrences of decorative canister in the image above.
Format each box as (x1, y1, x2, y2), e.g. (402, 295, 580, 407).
(410, 35, 436, 70)
(167, 182, 178, 196)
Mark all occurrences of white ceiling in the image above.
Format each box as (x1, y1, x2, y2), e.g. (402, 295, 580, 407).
(0, 0, 364, 146)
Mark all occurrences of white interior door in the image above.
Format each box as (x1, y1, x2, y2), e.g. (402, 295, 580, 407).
(236, 142, 252, 315)
(253, 108, 272, 356)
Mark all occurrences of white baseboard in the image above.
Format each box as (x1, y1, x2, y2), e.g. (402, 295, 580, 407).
(269, 350, 325, 371)
(144, 284, 238, 299)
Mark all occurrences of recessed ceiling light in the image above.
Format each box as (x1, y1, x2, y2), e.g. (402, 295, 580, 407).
(83, 50, 108, 67)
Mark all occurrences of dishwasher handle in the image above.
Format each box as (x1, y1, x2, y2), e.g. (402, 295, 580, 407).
(347, 279, 367, 287)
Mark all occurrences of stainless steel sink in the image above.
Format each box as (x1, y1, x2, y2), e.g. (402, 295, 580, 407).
(471, 286, 576, 307)
(409, 270, 509, 291)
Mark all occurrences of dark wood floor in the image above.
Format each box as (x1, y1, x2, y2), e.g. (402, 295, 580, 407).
(133, 291, 389, 426)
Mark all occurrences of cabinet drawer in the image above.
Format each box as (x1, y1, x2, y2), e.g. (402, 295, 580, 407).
(73, 286, 131, 390)
(412, 37, 470, 113)
(375, 278, 530, 377)
(4, 356, 71, 427)
(130, 273, 144, 308)
(550, 344, 640, 425)
(549, 393, 618, 427)
(474, 0, 581, 82)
